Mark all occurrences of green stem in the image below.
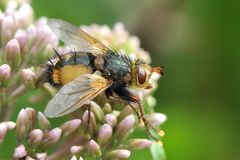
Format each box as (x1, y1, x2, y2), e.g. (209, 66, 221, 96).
(0, 85, 26, 121)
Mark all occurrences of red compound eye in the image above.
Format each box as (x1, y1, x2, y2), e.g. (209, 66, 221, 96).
(137, 67, 147, 85)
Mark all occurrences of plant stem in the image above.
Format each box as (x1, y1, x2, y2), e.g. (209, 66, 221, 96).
(0, 85, 26, 121)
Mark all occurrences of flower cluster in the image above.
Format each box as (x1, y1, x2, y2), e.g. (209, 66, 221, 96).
(0, 0, 57, 120)
(81, 23, 151, 63)
(0, 103, 166, 159)
(0, 107, 81, 159)
(0, 0, 166, 159)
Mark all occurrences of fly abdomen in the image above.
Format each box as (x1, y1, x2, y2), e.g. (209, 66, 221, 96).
(44, 52, 95, 88)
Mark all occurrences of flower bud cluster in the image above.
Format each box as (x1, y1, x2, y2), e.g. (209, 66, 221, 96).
(0, 0, 57, 90)
(0, 102, 166, 159)
(1, 107, 81, 159)
(67, 101, 166, 160)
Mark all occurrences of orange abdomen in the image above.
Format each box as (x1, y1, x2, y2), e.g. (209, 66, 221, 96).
(45, 52, 96, 88)
(52, 64, 93, 85)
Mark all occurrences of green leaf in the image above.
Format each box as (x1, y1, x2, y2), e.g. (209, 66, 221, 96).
(150, 142, 166, 160)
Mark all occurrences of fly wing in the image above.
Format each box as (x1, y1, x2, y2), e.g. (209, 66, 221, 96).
(44, 72, 112, 118)
(48, 19, 111, 56)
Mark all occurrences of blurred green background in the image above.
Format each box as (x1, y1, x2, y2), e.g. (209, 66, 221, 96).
(2, 0, 240, 159)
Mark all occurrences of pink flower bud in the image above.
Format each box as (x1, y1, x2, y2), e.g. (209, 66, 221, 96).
(30, 25, 52, 54)
(15, 3, 33, 28)
(38, 112, 52, 132)
(41, 128, 62, 147)
(70, 156, 78, 160)
(27, 24, 36, 41)
(16, 109, 30, 140)
(70, 145, 84, 156)
(1, 15, 15, 45)
(36, 17, 48, 27)
(13, 144, 27, 159)
(60, 119, 81, 137)
(28, 129, 43, 147)
(5, 121, 16, 130)
(14, 29, 28, 52)
(35, 152, 47, 160)
(88, 140, 101, 158)
(146, 113, 167, 127)
(21, 68, 36, 89)
(106, 149, 131, 159)
(127, 139, 153, 150)
(105, 114, 117, 128)
(25, 107, 35, 130)
(82, 111, 97, 131)
(0, 123, 8, 144)
(113, 22, 128, 45)
(115, 115, 135, 141)
(0, 64, 11, 86)
(5, 0, 17, 14)
(5, 39, 21, 69)
(97, 124, 112, 146)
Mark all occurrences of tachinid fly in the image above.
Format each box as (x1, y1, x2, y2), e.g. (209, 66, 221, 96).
(44, 19, 164, 141)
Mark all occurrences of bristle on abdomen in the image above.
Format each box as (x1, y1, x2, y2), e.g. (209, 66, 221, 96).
(44, 64, 62, 88)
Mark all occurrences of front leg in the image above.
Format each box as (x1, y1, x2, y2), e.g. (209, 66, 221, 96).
(106, 88, 161, 141)
(105, 89, 142, 122)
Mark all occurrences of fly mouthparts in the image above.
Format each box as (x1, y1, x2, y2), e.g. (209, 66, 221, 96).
(145, 84, 153, 89)
(151, 66, 164, 76)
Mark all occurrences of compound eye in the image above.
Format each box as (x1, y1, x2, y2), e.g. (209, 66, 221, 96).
(137, 67, 147, 85)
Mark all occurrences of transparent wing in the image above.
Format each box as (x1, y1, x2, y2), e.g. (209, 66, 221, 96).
(48, 19, 111, 56)
(44, 72, 112, 118)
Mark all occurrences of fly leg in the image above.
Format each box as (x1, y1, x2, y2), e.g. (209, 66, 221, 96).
(136, 101, 164, 142)
(108, 87, 163, 141)
(87, 104, 91, 134)
(106, 91, 142, 122)
(83, 103, 91, 137)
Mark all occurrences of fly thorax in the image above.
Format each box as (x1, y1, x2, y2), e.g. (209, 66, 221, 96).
(104, 53, 132, 82)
